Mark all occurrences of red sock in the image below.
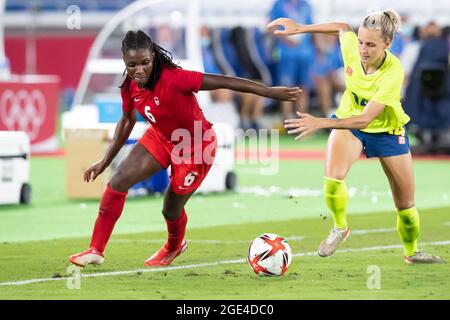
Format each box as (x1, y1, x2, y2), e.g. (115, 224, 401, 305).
(164, 209, 188, 251)
(89, 184, 127, 254)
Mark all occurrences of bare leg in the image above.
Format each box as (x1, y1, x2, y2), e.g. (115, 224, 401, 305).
(162, 186, 194, 221)
(251, 96, 263, 123)
(110, 143, 163, 192)
(239, 92, 253, 128)
(281, 100, 294, 120)
(315, 76, 332, 117)
(296, 88, 309, 114)
(210, 89, 233, 102)
(318, 129, 363, 257)
(92, 143, 163, 251)
(381, 153, 446, 262)
(325, 129, 363, 180)
(70, 143, 163, 266)
(379, 152, 414, 210)
(380, 152, 421, 258)
(144, 187, 195, 265)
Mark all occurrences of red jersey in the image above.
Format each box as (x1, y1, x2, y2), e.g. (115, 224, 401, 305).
(121, 67, 212, 142)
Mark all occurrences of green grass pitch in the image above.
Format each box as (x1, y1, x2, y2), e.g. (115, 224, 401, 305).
(0, 134, 449, 299)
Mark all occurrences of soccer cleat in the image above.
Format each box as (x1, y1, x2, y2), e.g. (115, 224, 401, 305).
(69, 248, 105, 268)
(404, 251, 447, 264)
(144, 240, 188, 267)
(318, 227, 350, 257)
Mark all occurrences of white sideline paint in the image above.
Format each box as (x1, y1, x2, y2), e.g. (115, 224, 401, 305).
(350, 227, 396, 235)
(1, 240, 449, 287)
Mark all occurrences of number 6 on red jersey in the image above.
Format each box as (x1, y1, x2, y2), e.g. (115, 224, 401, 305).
(144, 105, 156, 123)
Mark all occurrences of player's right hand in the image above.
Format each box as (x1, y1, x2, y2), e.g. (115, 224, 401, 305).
(267, 18, 302, 36)
(268, 86, 302, 101)
(84, 160, 107, 182)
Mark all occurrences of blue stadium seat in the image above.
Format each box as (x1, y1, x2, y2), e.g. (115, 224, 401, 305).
(65, 0, 98, 11)
(38, 0, 65, 11)
(13, 0, 138, 13)
(5, 0, 28, 11)
(96, 0, 125, 11)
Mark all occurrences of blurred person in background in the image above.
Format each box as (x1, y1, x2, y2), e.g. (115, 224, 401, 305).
(403, 21, 450, 154)
(269, 0, 315, 126)
(200, 26, 233, 103)
(399, 25, 422, 95)
(270, 9, 446, 264)
(229, 26, 265, 131)
(311, 33, 344, 118)
(153, 25, 186, 59)
(201, 25, 264, 131)
(69, 30, 302, 268)
(389, 14, 413, 58)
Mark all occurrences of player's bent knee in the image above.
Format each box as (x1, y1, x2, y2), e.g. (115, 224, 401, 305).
(325, 171, 347, 181)
(162, 208, 183, 220)
(109, 171, 134, 193)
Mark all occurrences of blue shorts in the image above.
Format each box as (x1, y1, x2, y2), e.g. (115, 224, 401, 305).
(331, 115, 410, 158)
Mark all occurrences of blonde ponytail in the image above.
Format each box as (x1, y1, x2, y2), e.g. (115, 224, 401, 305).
(361, 9, 402, 43)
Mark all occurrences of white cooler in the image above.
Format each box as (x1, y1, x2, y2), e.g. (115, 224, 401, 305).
(195, 122, 237, 193)
(0, 131, 32, 205)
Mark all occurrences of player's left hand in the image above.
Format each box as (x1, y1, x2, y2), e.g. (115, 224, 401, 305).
(284, 111, 322, 139)
(268, 86, 302, 101)
(267, 18, 303, 36)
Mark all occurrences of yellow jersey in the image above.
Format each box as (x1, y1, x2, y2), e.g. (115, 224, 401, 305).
(336, 32, 410, 133)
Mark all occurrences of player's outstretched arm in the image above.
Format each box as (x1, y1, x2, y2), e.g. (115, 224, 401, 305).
(83, 110, 136, 182)
(200, 73, 302, 101)
(284, 101, 385, 140)
(267, 18, 353, 36)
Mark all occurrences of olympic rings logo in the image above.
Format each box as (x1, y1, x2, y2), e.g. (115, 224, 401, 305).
(0, 89, 47, 141)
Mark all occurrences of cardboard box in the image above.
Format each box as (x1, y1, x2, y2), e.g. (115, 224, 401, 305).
(65, 128, 110, 199)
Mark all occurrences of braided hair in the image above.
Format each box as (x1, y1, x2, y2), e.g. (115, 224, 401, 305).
(120, 29, 179, 90)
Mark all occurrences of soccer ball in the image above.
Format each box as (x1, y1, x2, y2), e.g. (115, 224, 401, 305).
(247, 233, 292, 276)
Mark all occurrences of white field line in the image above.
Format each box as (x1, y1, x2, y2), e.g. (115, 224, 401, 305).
(110, 227, 397, 244)
(1, 240, 449, 287)
(351, 227, 396, 235)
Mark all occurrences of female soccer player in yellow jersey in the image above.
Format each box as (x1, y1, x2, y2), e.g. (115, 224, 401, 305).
(268, 9, 446, 264)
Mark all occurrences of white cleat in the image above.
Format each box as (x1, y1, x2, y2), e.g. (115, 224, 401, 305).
(318, 227, 350, 257)
(69, 248, 105, 267)
(404, 251, 447, 264)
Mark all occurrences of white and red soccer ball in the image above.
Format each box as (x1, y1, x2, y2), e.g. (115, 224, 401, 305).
(247, 233, 292, 276)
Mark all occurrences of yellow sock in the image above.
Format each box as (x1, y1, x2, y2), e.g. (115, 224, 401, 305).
(324, 177, 349, 230)
(397, 206, 420, 257)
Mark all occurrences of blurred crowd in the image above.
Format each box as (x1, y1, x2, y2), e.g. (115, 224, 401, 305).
(197, 0, 345, 131)
(6, 0, 448, 151)
(197, 0, 450, 147)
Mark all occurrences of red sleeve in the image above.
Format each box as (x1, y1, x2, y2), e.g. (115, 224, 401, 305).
(171, 68, 203, 93)
(120, 84, 133, 113)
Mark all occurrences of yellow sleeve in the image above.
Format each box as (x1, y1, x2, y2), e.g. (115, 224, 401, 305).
(339, 31, 359, 66)
(372, 64, 404, 107)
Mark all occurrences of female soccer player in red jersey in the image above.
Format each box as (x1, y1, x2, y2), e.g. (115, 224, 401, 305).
(70, 30, 302, 268)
